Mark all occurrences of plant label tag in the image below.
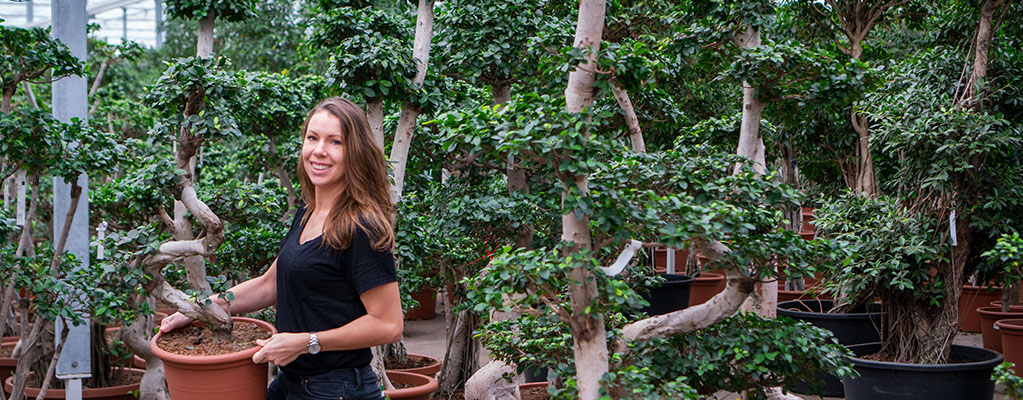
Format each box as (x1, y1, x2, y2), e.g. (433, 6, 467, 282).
(16, 170, 26, 226)
(97, 221, 108, 260)
(950, 210, 958, 247)
(601, 240, 643, 276)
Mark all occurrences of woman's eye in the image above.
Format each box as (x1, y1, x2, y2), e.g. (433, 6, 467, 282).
(306, 136, 316, 141)
(331, 140, 342, 145)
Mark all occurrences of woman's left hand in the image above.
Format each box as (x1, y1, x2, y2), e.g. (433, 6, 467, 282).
(252, 332, 309, 366)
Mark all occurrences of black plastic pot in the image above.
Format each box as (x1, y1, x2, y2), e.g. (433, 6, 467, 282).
(776, 299, 885, 397)
(843, 343, 1002, 400)
(640, 273, 694, 316)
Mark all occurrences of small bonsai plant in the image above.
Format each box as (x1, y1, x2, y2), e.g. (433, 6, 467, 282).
(982, 232, 1023, 313)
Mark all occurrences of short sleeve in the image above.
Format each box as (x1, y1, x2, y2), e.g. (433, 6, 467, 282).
(346, 228, 397, 295)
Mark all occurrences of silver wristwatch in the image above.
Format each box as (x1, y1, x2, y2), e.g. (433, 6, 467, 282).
(307, 331, 321, 355)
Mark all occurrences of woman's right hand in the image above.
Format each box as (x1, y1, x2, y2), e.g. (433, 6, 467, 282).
(159, 312, 194, 333)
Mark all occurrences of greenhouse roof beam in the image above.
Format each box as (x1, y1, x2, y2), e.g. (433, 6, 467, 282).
(26, 0, 147, 28)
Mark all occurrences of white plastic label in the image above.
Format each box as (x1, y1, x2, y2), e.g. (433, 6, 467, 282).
(16, 170, 26, 226)
(601, 240, 644, 276)
(950, 210, 957, 247)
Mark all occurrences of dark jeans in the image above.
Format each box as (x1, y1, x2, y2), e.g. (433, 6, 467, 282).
(267, 365, 385, 400)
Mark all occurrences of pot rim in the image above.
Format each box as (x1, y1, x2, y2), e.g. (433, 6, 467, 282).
(976, 306, 1023, 317)
(4, 367, 144, 395)
(994, 318, 1023, 331)
(777, 300, 884, 320)
(384, 370, 439, 396)
(845, 343, 1003, 372)
(150, 316, 276, 365)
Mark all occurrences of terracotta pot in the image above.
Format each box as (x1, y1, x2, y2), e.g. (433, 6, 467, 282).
(405, 287, 437, 321)
(653, 247, 689, 273)
(518, 381, 549, 400)
(150, 316, 276, 400)
(996, 318, 1023, 376)
(383, 371, 438, 400)
(386, 353, 442, 376)
(801, 207, 815, 234)
(799, 232, 815, 241)
(689, 272, 725, 306)
(4, 368, 143, 399)
(976, 306, 1023, 352)
(960, 286, 1003, 332)
(0, 342, 16, 389)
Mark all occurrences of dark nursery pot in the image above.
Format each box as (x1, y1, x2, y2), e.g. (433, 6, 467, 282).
(776, 299, 885, 397)
(959, 286, 1003, 332)
(842, 343, 1002, 400)
(640, 273, 694, 316)
(996, 318, 1023, 376)
(976, 306, 1023, 352)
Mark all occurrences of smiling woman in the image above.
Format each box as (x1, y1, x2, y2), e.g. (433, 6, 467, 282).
(160, 97, 403, 400)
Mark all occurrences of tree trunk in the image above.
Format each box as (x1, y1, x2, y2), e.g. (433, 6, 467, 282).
(196, 15, 214, 58)
(22, 82, 38, 109)
(365, 97, 385, 152)
(2, 83, 15, 114)
(387, 0, 434, 206)
(561, 1, 608, 398)
(611, 84, 645, 153)
(966, 0, 1004, 111)
(117, 303, 170, 400)
(267, 139, 297, 209)
(851, 110, 877, 196)
(491, 83, 511, 105)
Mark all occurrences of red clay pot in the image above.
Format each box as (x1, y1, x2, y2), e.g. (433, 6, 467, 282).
(996, 318, 1023, 376)
(387, 353, 442, 377)
(977, 306, 1023, 352)
(384, 371, 438, 400)
(800, 207, 815, 234)
(653, 247, 690, 273)
(150, 316, 276, 400)
(0, 341, 16, 389)
(960, 286, 1003, 332)
(4, 368, 143, 399)
(689, 272, 726, 306)
(405, 287, 437, 320)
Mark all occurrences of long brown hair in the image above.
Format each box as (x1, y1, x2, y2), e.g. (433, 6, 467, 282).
(296, 97, 394, 251)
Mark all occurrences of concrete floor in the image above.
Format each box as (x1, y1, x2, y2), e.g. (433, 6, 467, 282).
(403, 311, 1005, 399)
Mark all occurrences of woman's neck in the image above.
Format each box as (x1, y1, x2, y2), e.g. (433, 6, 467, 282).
(314, 184, 343, 211)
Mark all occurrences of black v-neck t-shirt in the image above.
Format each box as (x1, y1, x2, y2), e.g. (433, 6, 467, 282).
(275, 206, 397, 376)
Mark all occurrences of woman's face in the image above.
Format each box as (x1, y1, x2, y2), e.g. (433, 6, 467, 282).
(302, 110, 346, 193)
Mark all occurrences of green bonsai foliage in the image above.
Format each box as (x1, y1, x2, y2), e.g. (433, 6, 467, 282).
(994, 362, 1023, 400)
(0, 23, 84, 112)
(164, 0, 256, 22)
(619, 313, 854, 399)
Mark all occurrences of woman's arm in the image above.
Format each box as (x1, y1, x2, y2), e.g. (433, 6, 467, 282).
(251, 281, 402, 366)
(160, 258, 279, 332)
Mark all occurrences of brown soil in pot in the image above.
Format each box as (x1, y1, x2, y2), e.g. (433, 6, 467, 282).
(155, 321, 270, 356)
(520, 385, 550, 400)
(385, 354, 435, 369)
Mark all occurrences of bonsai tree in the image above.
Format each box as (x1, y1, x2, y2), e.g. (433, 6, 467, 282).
(0, 108, 132, 400)
(812, 0, 1022, 364)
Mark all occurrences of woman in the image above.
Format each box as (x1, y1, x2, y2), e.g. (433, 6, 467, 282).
(161, 97, 403, 400)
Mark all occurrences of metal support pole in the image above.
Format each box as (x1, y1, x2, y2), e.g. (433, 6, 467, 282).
(122, 7, 128, 40)
(154, 0, 163, 48)
(665, 247, 676, 275)
(51, 1, 92, 396)
(26, 0, 34, 24)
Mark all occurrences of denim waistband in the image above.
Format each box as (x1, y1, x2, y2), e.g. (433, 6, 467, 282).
(284, 365, 373, 382)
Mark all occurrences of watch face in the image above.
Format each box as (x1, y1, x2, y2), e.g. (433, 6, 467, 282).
(309, 343, 321, 354)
